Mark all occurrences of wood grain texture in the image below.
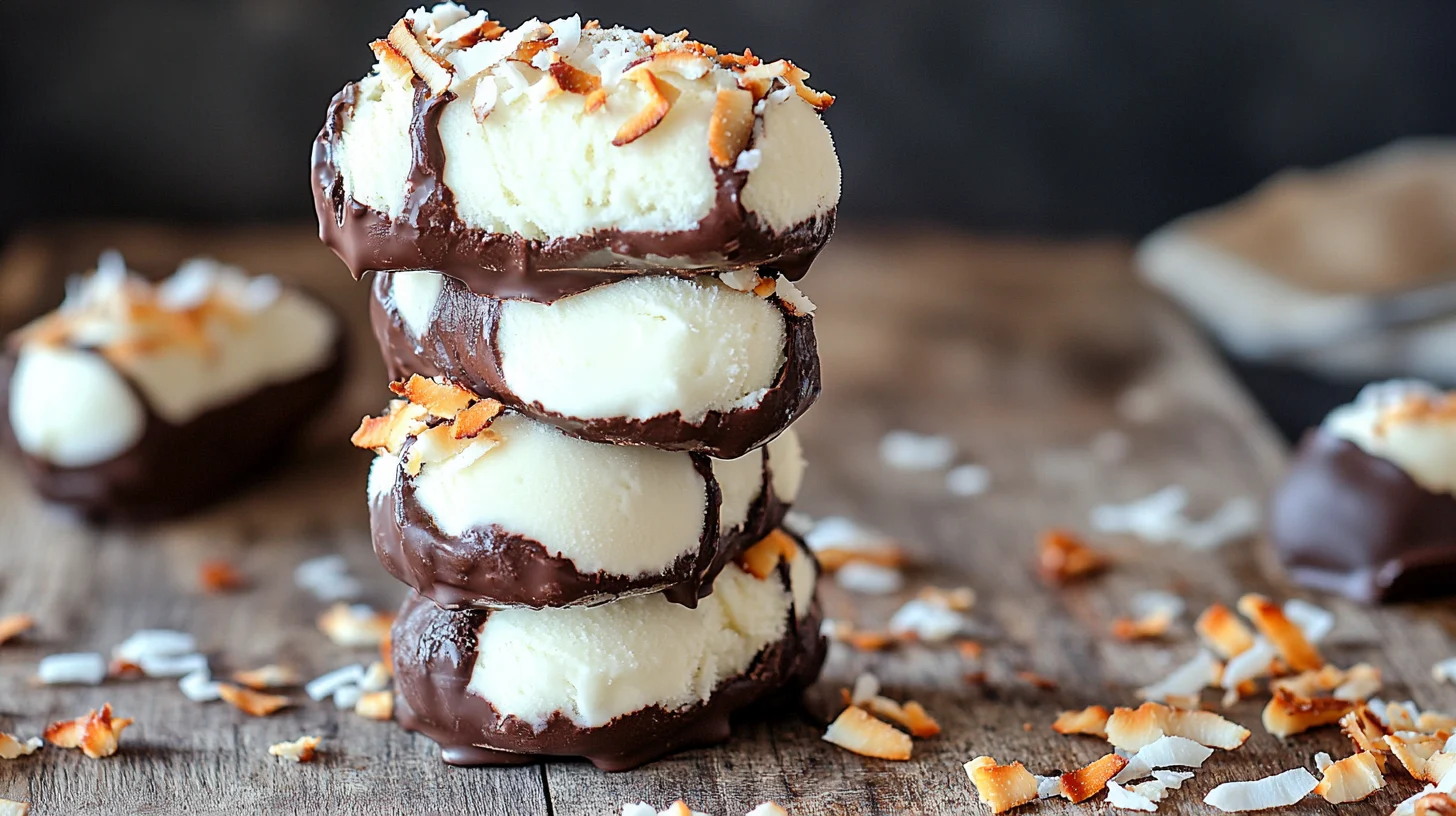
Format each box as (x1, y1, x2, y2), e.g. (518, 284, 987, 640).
(0, 224, 1448, 815)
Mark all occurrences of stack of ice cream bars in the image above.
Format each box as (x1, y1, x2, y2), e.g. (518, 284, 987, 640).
(313, 4, 842, 770)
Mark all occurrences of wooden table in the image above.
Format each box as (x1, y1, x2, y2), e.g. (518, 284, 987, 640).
(0, 224, 1449, 815)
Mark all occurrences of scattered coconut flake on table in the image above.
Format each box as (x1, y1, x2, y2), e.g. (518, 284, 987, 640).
(0, 733, 42, 760)
(294, 554, 363, 602)
(1131, 591, 1186, 623)
(946, 464, 991, 497)
(113, 630, 196, 663)
(1091, 487, 1258, 549)
(1035, 775, 1063, 799)
(1137, 650, 1220, 703)
(834, 561, 904, 595)
(850, 673, 880, 706)
(879, 430, 956, 471)
(1113, 736, 1214, 783)
(138, 652, 208, 679)
(1434, 658, 1456, 685)
(178, 669, 222, 702)
(36, 653, 106, 685)
(1221, 637, 1278, 692)
(1106, 780, 1159, 811)
(306, 664, 367, 702)
(888, 599, 966, 643)
(1282, 598, 1334, 643)
(1204, 768, 1318, 812)
(744, 804, 788, 816)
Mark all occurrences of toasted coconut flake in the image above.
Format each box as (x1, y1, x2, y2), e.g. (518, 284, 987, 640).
(1196, 603, 1256, 659)
(269, 735, 320, 763)
(823, 706, 911, 760)
(197, 560, 245, 593)
(1332, 664, 1382, 701)
(0, 733, 41, 760)
(1315, 750, 1387, 801)
(386, 18, 454, 95)
(1391, 732, 1447, 780)
(369, 39, 412, 81)
(1053, 706, 1110, 737)
(390, 374, 475, 419)
(44, 704, 132, 759)
(582, 87, 608, 113)
(0, 614, 34, 647)
(1283, 598, 1335, 643)
(217, 684, 291, 717)
(1036, 529, 1108, 584)
(1204, 767, 1318, 812)
(744, 804, 787, 816)
(1137, 649, 1220, 703)
(613, 68, 674, 147)
(1341, 706, 1391, 755)
(862, 696, 941, 738)
(1421, 712, 1456, 734)
(318, 603, 393, 647)
(736, 529, 798, 580)
(232, 664, 299, 690)
(1060, 753, 1129, 803)
(708, 88, 755, 168)
(1106, 702, 1250, 751)
(965, 757, 1040, 813)
(1237, 594, 1323, 672)
(351, 400, 428, 454)
(1017, 671, 1058, 691)
(548, 58, 601, 95)
(1112, 735, 1215, 783)
(1262, 689, 1355, 738)
(355, 690, 395, 721)
(1416, 793, 1456, 815)
(1271, 664, 1347, 698)
(1385, 701, 1422, 731)
(1114, 609, 1176, 642)
(844, 629, 895, 652)
(920, 586, 976, 611)
(647, 49, 712, 80)
(737, 59, 833, 110)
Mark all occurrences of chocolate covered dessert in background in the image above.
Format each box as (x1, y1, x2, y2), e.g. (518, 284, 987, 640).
(320, 3, 837, 769)
(1271, 380, 1456, 604)
(1137, 141, 1456, 439)
(1, 251, 345, 520)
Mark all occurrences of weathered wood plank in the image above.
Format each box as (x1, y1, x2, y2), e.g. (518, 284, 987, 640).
(0, 224, 1450, 815)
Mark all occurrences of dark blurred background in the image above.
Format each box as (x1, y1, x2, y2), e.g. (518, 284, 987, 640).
(4, 0, 1455, 239)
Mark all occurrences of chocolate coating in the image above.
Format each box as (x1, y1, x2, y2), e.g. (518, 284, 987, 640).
(390, 560, 825, 771)
(369, 271, 820, 459)
(373, 433, 791, 609)
(312, 81, 836, 302)
(0, 313, 346, 523)
(1271, 427, 1456, 603)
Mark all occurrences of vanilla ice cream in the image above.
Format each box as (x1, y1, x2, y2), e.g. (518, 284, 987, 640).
(1323, 379, 1456, 495)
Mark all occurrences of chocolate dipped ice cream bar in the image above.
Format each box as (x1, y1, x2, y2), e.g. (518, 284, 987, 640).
(391, 530, 824, 771)
(313, 5, 840, 296)
(353, 376, 805, 608)
(1, 252, 344, 520)
(370, 269, 817, 457)
(1271, 380, 1456, 603)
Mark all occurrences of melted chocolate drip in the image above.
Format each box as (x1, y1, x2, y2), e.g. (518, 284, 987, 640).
(1271, 428, 1456, 603)
(312, 79, 836, 302)
(390, 550, 826, 772)
(0, 307, 347, 522)
(369, 271, 820, 459)
(373, 429, 788, 609)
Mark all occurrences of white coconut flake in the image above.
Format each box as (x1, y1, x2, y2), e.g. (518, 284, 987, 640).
(946, 464, 991, 497)
(305, 664, 367, 702)
(1137, 650, 1220, 703)
(834, 562, 904, 595)
(879, 430, 957, 471)
(1181, 497, 1260, 550)
(333, 684, 363, 710)
(1314, 752, 1333, 771)
(1221, 637, 1278, 689)
(1131, 590, 1186, 622)
(179, 668, 222, 702)
(113, 629, 196, 663)
(775, 276, 816, 316)
(734, 148, 763, 173)
(294, 554, 362, 602)
(139, 652, 208, 679)
(436, 10, 489, 45)
(547, 14, 582, 60)
(1107, 781, 1159, 812)
(1113, 736, 1215, 783)
(1434, 658, 1456, 685)
(1204, 768, 1317, 812)
(36, 652, 107, 685)
(887, 599, 965, 643)
(718, 269, 760, 292)
(1283, 598, 1334, 644)
(1036, 775, 1064, 799)
(1092, 486, 1190, 543)
(804, 516, 894, 553)
(850, 673, 880, 706)
(1152, 770, 1194, 788)
(1392, 785, 1439, 816)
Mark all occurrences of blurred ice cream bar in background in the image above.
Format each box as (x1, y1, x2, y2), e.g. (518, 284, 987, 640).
(1137, 140, 1456, 436)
